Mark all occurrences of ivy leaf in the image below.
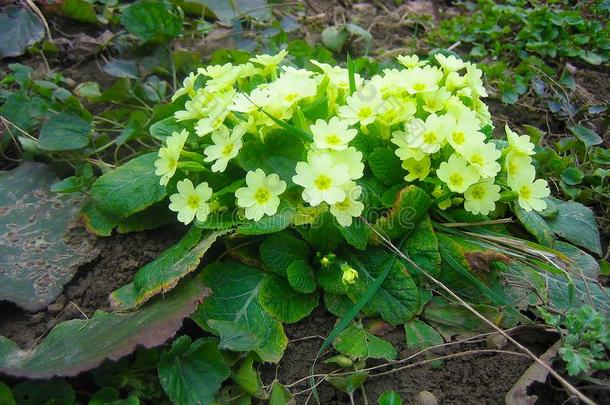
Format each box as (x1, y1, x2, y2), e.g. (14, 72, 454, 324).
(158, 336, 230, 405)
(545, 198, 602, 255)
(333, 323, 397, 360)
(90, 153, 167, 218)
(286, 260, 317, 293)
(347, 248, 420, 324)
(260, 231, 309, 276)
(121, 1, 183, 43)
(259, 275, 319, 323)
(38, 113, 91, 151)
(192, 261, 288, 362)
(0, 7, 44, 59)
(368, 147, 404, 186)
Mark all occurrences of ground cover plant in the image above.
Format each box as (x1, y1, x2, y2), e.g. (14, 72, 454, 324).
(0, 1, 609, 404)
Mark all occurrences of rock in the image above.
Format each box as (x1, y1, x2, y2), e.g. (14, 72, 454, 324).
(416, 390, 438, 405)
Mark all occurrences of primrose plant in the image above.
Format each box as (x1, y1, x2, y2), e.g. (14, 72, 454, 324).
(154, 50, 550, 227)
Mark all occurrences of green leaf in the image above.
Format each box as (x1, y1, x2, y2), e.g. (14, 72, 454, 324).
(90, 153, 167, 218)
(378, 391, 402, 405)
(89, 387, 139, 405)
(324, 292, 353, 317)
(561, 167, 584, 185)
(372, 185, 431, 242)
(238, 131, 306, 183)
(259, 275, 319, 323)
(347, 248, 420, 324)
(198, 0, 270, 23)
(192, 261, 288, 362)
(514, 204, 555, 247)
(74, 82, 101, 99)
(61, 0, 98, 24)
(0, 381, 15, 405)
(333, 323, 397, 360)
(327, 371, 368, 394)
(0, 6, 44, 59)
(158, 336, 230, 405)
(339, 218, 369, 250)
(110, 228, 230, 310)
(12, 379, 75, 405)
(0, 275, 208, 378)
(230, 354, 265, 398)
(545, 198, 602, 255)
(569, 125, 602, 148)
(0, 93, 48, 133)
(368, 147, 404, 186)
(121, 1, 182, 42)
(317, 262, 349, 295)
(269, 381, 293, 405)
(559, 346, 594, 376)
(321, 26, 348, 52)
(421, 298, 502, 339)
(404, 319, 444, 366)
(0, 163, 98, 311)
(286, 260, 317, 293)
(260, 232, 309, 276)
(38, 113, 91, 151)
(237, 200, 295, 235)
(298, 211, 344, 253)
(581, 51, 603, 65)
(150, 116, 186, 141)
(402, 215, 441, 279)
(103, 59, 138, 79)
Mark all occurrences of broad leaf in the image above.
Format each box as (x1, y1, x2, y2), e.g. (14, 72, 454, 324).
(230, 354, 265, 398)
(38, 113, 91, 151)
(368, 147, 404, 186)
(121, 1, 183, 42)
(0, 274, 208, 378)
(286, 260, 317, 293)
(401, 215, 441, 279)
(545, 198, 602, 255)
(298, 211, 344, 253)
(404, 319, 444, 366)
(260, 231, 309, 276)
(514, 204, 555, 247)
(347, 248, 420, 324)
(237, 200, 296, 235)
(421, 298, 502, 339)
(378, 391, 402, 405)
(339, 218, 369, 250)
(372, 185, 431, 242)
(90, 153, 167, 218)
(192, 261, 288, 362)
(110, 228, 230, 310)
(259, 275, 318, 323)
(0, 381, 15, 405)
(158, 336, 230, 405)
(0, 163, 99, 311)
(0, 7, 44, 59)
(61, 0, 98, 24)
(199, 0, 270, 22)
(333, 323, 397, 360)
(569, 125, 602, 148)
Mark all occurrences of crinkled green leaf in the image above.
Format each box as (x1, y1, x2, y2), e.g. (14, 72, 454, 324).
(0, 274, 208, 378)
(404, 319, 444, 366)
(90, 153, 167, 218)
(402, 215, 441, 280)
(421, 298, 503, 339)
(238, 200, 296, 235)
(372, 185, 431, 242)
(192, 261, 288, 362)
(158, 336, 230, 405)
(121, 1, 182, 42)
(346, 248, 420, 324)
(260, 231, 309, 276)
(339, 218, 369, 250)
(0, 7, 44, 59)
(110, 228, 230, 311)
(38, 113, 91, 151)
(259, 275, 318, 323)
(286, 260, 317, 293)
(514, 204, 555, 247)
(368, 147, 404, 186)
(324, 292, 353, 317)
(333, 323, 397, 360)
(298, 211, 344, 253)
(0, 163, 99, 311)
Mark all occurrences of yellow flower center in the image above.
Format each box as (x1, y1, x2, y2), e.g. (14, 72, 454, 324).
(519, 185, 531, 200)
(253, 188, 270, 204)
(187, 195, 200, 209)
(358, 106, 373, 120)
(314, 175, 332, 190)
(222, 143, 234, 157)
(471, 185, 485, 199)
(335, 198, 351, 210)
(413, 83, 426, 91)
(452, 131, 465, 145)
(450, 173, 464, 188)
(423, 131, 437, 144)
(470, 154, 483, 165)
(413, 164, 424, 174)
(284, 93, 298, 102)
(168, 157, 177, 171)
(325, 135, 342, 145)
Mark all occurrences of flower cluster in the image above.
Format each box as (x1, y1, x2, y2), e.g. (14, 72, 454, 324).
(155, 51, 550, 226)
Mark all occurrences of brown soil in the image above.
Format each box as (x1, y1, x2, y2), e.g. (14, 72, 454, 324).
(0, 225, 183, 349)
(261, 308, 535, 404)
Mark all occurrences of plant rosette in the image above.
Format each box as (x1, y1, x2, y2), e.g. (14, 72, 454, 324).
(154, 51, 550, 227)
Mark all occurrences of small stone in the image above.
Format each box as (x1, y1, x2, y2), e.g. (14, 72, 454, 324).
(486, 332, 508, 349)
(416, 390, 438, 405)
